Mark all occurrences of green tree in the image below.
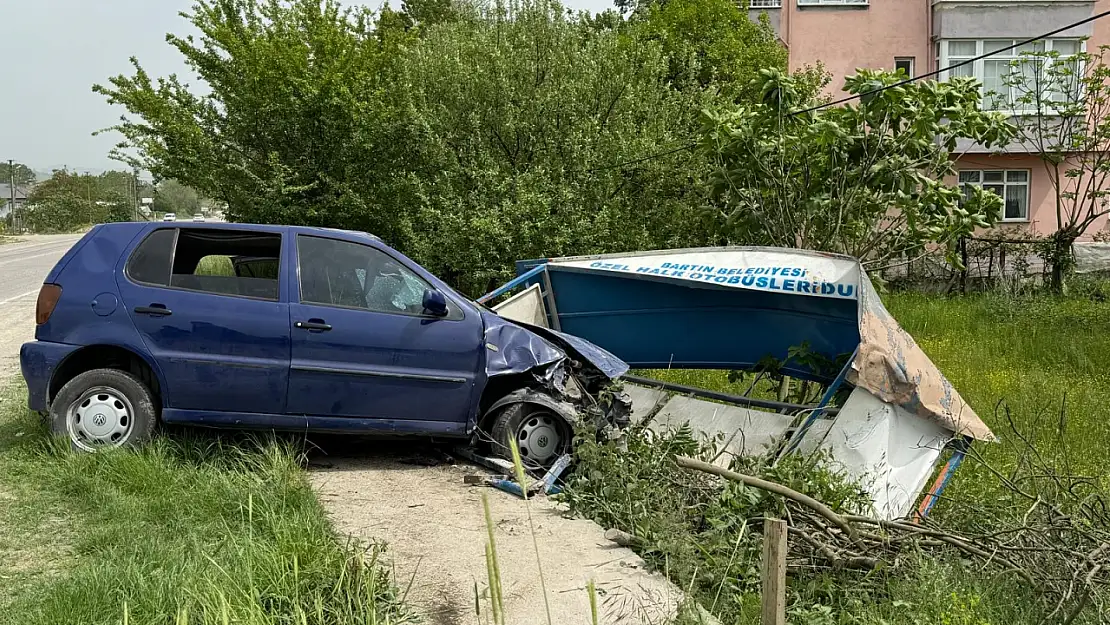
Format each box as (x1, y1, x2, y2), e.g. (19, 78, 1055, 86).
(0, 161, 36, 187)
(23, 169, 141, 232)
(152, 179, 203, 216)
(100, 191, 135, 223)
(1000, 43, 1110, 293)
(636, 0, 786, 99)
(701, 69, 1016, 270)
(95, 0, 741, 294)
(25, 171, 95, 233)
(95, 0, 399, 237)
(384, 0, 719, 292)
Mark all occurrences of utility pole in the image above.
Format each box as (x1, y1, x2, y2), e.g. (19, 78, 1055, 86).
(8, 159, 17, 232)
(133, 166, 140, 222)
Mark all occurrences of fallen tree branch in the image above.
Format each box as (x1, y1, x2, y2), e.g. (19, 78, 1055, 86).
(674, 456, 856, 539)
(676, 456, 1036, 585)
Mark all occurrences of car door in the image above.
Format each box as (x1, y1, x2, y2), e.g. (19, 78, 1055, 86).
(115, 226, 291, 415)
(286, 233, 484, 427)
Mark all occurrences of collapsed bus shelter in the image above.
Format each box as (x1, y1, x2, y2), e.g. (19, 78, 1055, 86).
(479, 247, 993, 521)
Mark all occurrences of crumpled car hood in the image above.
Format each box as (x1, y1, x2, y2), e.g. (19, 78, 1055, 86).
(480, 310, 628, 379)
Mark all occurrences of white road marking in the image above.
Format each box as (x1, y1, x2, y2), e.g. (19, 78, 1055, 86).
(0, 250, 66, 269)
(0, 238, 78, 258)
(0, 289, 39, 307)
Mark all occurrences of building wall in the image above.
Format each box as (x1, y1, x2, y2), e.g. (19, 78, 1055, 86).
(753, 0, 1110, 239)
(955, 153, 1110, 240)
(784, 2, 930, 92)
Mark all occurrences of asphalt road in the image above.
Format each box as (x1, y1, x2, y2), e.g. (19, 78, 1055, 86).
(0, 234, 85, 377)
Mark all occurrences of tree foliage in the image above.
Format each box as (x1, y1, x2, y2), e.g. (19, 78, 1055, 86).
(95, 0, 735, 294)
(95, 0, 389, 231)
(0, 161, 36, 187)
(388, 0, 718, 291)
(24, 170, 140, 233)
(94, 0, 1003, 292)
(701, 68, 1017, 269)
(636, 0, 785, 99)
(152, 179, 203, 217)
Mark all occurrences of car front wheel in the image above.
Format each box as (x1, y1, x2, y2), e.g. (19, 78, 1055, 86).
(50, 368, 157, 452)
(490, 402, 572, 471)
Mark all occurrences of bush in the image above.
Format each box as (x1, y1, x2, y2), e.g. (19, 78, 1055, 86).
(563, 423, 874, 623)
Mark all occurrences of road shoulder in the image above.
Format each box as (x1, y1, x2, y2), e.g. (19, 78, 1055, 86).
(312, 456, 682, 625)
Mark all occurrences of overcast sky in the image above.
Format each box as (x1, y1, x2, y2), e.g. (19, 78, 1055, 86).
(0, 0, 613, 174)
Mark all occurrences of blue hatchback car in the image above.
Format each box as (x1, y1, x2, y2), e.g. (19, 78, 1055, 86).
(20, 222, 629, 467)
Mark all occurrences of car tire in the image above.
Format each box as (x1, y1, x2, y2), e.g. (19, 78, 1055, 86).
(490, 402, 571, 471)
(50, 368, 157, 452)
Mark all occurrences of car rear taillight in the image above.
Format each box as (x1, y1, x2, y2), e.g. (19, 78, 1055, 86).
(36, 284, 62, 325)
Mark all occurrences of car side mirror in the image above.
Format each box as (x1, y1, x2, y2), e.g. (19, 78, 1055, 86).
(422, 289, 449, 317)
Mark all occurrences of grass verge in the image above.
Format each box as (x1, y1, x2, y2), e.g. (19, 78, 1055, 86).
(0, 380, 412, 625)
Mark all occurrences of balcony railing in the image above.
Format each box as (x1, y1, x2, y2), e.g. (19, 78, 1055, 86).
(749, 0, 783, 7)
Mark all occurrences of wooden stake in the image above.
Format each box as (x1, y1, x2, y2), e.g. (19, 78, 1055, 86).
(761, 518, 788, 625)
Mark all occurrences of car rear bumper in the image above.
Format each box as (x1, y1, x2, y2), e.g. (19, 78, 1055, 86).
(20, 340, 79, 412)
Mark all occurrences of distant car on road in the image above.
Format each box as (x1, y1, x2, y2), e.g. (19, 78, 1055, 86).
(19, 223, 628, 468)
(162, 213, 177, 222)
(192, 214, 204, 222)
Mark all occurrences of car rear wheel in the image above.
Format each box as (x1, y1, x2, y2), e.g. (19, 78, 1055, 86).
(50, 369, 157, 452)
(490, 403, 571, 470)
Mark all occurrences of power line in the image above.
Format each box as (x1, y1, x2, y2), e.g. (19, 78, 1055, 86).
(792, 8, 1110, 117)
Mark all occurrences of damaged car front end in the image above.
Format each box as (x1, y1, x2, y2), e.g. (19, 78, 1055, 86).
(475, 310, 631, 469)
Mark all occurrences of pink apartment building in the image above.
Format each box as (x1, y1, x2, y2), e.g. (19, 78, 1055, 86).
(749, 0, 1110, 240)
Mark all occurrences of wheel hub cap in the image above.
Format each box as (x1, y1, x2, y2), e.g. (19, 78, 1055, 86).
(68, 387, 133, 451)
(517, 413, 563, 465)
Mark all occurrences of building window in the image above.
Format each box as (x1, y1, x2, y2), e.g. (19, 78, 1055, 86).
(797, 0, 868, 6)
(941, 39, 1082, 112)
(749, 0, 782, 7)
(958, 170, 1030, 221)
(894, 57, 915, 77)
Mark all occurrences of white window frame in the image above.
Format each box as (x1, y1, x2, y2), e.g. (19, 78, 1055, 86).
(894, 57, 915, 77)
(749, 0, 782, 7)
(797, 0, 868, 6)
(958, 169, 1032, 222)
(939, 39, 1084, 114)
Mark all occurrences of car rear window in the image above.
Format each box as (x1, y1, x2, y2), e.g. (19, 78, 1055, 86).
(126, 227, 282, 301)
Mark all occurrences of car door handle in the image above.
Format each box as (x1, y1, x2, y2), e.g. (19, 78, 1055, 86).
(294, 320, 332, 332)
(134, 305, 172, 316)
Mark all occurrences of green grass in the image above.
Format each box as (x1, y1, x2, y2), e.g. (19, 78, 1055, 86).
(0, 382, 412, 625)
(195, 255, 236, 277)
(884, 291, 1110, 496)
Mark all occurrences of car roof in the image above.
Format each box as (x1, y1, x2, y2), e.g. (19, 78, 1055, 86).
(99, 221, 381, 242)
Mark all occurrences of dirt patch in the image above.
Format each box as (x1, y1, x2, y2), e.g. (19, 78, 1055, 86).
(311, 450, 682, 625)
